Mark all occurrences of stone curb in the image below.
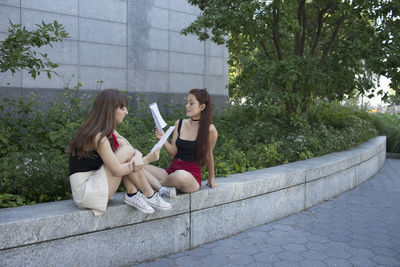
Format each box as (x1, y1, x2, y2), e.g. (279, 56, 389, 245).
(0, 136, 386, 266)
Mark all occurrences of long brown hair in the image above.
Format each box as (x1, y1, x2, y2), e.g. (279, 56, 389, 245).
(190, 88, 212, 166)
(67, 89, 128, 157)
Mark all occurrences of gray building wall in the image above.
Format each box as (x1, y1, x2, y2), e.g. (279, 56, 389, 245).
(0, 0, 229, 106)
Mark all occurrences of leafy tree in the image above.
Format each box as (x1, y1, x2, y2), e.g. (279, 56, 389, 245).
(0, 20, 69, 79)
(182, 0, 400, 113)
(386, 91, 400, 105)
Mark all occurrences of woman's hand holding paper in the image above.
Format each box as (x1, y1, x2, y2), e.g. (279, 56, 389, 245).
(155, 126, 164, 140)
(143, 148, 160, 164)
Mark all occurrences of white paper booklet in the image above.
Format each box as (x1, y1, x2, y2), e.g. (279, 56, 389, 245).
(151, 126, 175, 152)
(149, 102, 167, 131)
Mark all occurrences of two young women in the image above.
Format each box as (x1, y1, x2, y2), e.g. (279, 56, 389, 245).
(68, 88, 217, 215)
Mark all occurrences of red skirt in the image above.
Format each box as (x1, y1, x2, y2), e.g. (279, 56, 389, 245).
(166, 158, 202, 187)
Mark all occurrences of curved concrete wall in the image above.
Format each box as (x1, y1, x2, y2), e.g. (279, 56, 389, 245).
(0, 136, 386, 266)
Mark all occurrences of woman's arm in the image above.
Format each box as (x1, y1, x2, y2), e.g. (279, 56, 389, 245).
(155, 120, 179, 158)
(206, 124, 218, 188)
(143, 148, 160, 165)
(96, 135, 134, 177)
(114, 130, 160, 168)
(113, 130, 144, 171)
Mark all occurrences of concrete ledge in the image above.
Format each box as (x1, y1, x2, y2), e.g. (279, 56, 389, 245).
(0, 136, 386, 266)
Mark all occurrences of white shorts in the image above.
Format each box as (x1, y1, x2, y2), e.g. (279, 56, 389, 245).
(69, 165, 109, 216)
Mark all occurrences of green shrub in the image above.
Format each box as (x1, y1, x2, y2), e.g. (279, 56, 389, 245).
(373, 113, 400, 153)
(0, 84, 86, 206)
(213, 137, 248, 177)
(245, 142, 284, 171)
(4, 150, 71, 203)
(213, 100, 377, 166)
(0, 193, 34, 208)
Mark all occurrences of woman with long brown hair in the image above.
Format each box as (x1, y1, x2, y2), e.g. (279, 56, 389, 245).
(144, 88, 218, 195)
(67, 89, 171, 215)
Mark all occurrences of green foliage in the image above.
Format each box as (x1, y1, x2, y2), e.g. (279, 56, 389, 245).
(0, 20, 69, 79)
(0, 83, 87, 206)
(385, 92, 400, 106)
(0, 87, 378, 208)
(208, 99, 377, 176)
(287, 100, 378, 161)
(0, 193, 35, 208)
(245, 143, 284, 171)
(183, 0, 400, 112)
(373, 113, 400, 153)
(214, 138, 248, 176)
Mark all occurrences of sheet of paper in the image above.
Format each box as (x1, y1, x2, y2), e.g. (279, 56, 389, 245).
(149, 102, 167, 131)
(151, 126, 175, 152)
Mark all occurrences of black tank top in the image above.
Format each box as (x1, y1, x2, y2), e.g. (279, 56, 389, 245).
(69, 151, 103, 175)
(175, 119, 196, 162)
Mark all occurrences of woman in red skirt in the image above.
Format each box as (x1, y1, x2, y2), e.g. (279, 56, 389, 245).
(144, 89, 218, 196)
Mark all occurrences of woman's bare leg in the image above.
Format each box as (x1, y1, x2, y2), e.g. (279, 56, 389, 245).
(114, 138, 155, 197)
(105, 144, 137, 199)
(122, 176, 137, 194)
(144, 164, 168, 182)
(144, 164, 199, 193)
(143, 169, 162, 191)
(125, 170, 155, 197)
(163, 170, 199, 193)
(104, 167, 123, 199)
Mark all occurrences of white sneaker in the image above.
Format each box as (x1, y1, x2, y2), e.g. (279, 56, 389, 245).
(159, 186, 176, 198)
(123, 192, 154, 214)
(144, 192, 172, 211)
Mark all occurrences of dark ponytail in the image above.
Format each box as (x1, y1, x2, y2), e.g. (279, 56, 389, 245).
(190, 88, 212, 166)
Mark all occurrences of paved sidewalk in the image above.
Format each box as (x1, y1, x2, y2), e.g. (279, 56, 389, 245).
(135, 159, 400, 267)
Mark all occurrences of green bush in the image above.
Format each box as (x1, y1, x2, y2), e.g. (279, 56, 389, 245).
(0, 87, 378, 208)
(0, 84, 86, 205)
(373, 113, 400, 153)
(0, 193, 34, 208)
(213, 100, 377, 165)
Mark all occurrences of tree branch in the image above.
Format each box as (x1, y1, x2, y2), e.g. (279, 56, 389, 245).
(295, 0, 305, 55)
(300, 0, 307, 56)
(230, 2, 270, 58)
(321, 15, 345, 62)
(241, 21, 270, 57)
(272, 4, 282, 60)
(260, 40, 269, 56)
(310, 3, 335, 57)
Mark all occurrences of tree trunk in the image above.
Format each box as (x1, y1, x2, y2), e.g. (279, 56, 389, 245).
(286, 101, 296, 114)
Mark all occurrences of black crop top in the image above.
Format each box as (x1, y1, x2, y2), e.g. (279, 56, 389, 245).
(175, 119, 196, 162)
(69, 151, 103, 175)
